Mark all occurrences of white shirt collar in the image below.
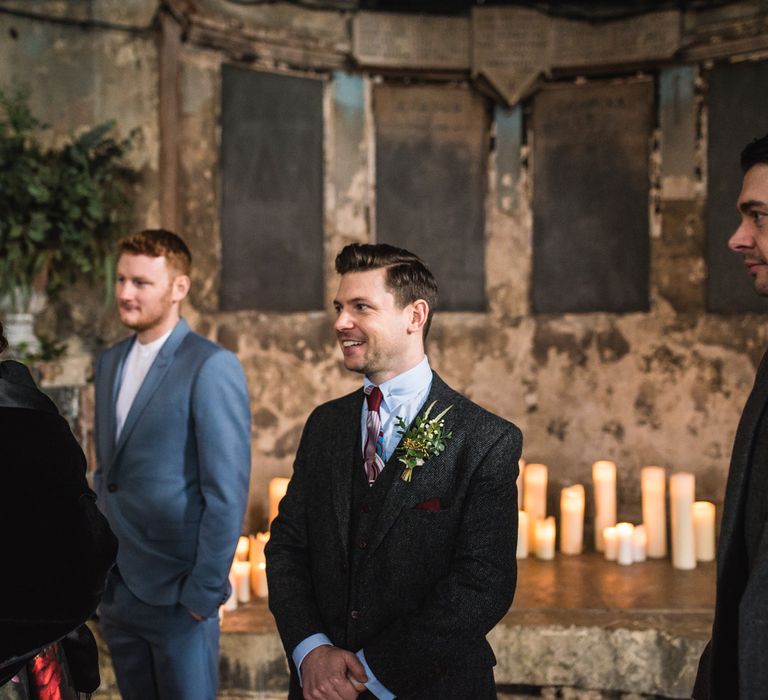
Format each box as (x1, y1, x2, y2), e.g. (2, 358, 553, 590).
(133, 326, 174, 358)
(363, 355, 432, 407)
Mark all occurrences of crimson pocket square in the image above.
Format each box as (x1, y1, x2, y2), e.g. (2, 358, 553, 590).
(414, 497, 442, 512)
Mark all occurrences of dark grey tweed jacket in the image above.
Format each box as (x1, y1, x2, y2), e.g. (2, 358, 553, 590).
(694, 351, 768, 699)
(266, 372, 521, 699)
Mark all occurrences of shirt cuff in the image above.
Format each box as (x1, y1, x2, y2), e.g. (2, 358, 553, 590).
(356, 649, 395, 700)
(292, 633, 333, 686)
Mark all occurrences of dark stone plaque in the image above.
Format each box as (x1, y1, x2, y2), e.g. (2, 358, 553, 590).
(219, 65, 324, 311)
(532, 80, 653, 313)
(374, 84, 488, 312)
(705, 59, 768, 313)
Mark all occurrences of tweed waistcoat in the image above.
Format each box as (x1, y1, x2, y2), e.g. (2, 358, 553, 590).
(346, 458, 401, 649)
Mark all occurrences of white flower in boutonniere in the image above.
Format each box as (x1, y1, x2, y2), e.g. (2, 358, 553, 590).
(395, 401, 453, 483)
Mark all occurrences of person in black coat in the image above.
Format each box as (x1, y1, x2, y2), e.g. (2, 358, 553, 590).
(0, 321, 118, 697)
(694, 134, 768, 699)
(267, 244, 520, 700)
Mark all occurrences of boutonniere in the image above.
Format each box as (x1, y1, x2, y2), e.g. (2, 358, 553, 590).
(395, 401, 453, 483)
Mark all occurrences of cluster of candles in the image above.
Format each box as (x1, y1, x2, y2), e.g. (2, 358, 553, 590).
(517, 460, 716, 570)
(224, 477, 290, 611)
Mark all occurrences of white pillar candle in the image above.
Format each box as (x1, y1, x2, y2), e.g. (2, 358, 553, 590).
(693, 501, 716, 562)
(223, 568, 238, 611)
(517, 459, 526, 511)
(616, 522, 635, 566)
(269, 477, 290, 528)
(633, 524, 647, 562)
(235, 535, 249, 561)
(249, 532, 270, 567)
(560, 485, 585, 555)
(641, 466, 667, 558)
(252, 561, 269, 598)
(524, 464, 548, 549)
(516, 510, 529, 559)
(233, 560, 252, 603)
(535, 517, 556, 560)
(669, 472, 697, 570)
(593, 461, 617, 551)
(603, 526, 618, 561)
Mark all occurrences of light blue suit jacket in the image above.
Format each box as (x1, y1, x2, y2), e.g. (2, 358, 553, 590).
(94, 318, 251, 617)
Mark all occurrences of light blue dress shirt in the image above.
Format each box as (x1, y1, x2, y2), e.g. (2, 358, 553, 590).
(293, 356, 433, 700)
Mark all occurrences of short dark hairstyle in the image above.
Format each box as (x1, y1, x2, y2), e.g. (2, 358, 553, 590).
(0, 321, 7, 355)
(117, 229, 192, 276)
(335, 243, 438, 339)
(741, 134, 768, 172)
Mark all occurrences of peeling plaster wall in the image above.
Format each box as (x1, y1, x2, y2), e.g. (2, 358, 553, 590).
(4, 3, 768, 539)
(0, 6, 161, 355)
(176, 41, 768, 538)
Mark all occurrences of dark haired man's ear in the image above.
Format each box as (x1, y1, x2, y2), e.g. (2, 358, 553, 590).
(407, 299, 429, 335)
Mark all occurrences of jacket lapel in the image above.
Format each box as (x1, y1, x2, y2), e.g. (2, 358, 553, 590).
(366, 373, 458, 557)
(113, 319, 191, 461)
(97, 337, 133, 469)
(330, 389, 364, 562)
(718, 350, 768, 579)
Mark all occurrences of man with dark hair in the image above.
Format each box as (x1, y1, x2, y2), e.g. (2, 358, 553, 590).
(94, 229, 251, 700)
(694, 134, 768, 699)
(267, 243, 521, 699)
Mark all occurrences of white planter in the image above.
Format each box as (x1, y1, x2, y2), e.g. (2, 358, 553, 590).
(3, 311, 40, 354)
(0, 288, 46, 355)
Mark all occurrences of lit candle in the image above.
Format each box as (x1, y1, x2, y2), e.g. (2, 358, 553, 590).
(223, 568, 238, 611)
(517, 510, 529, 559)
(641, 466, 667, 558)
(235, 535, 250, 561)
(616, 522, 635, 566)
(252, 561, 269, 598)
(693, 501, 716, 562)
(633, 524, 647, 562)
(603, 526, 618, 561)
(233, 560, 252, 603)
(560, 485, 585, 555)
(669, 472, 696, 570)
(517, 459, 526, 511)
(269, 477, 290, 528)
(535, 517, 556, 561)
(249, 531, 270, 568)
(593, 460, 617, 552)
(524, 464, 548, 549)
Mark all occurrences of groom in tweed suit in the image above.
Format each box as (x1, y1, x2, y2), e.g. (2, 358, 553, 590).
(267, 244, 521, 700)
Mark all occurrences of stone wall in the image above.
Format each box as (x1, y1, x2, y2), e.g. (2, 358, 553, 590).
(2, 0, 767, 536)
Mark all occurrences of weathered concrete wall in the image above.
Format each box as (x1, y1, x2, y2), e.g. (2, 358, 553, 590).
(3, 1, 767, 539)
(0, 2, 161, 360)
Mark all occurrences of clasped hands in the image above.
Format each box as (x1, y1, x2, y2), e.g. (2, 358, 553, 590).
(301, 645, 368, 700)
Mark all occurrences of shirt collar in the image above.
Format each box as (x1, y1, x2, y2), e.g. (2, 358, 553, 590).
(364, 356, 432, 406)
(134, 327, 174, 357)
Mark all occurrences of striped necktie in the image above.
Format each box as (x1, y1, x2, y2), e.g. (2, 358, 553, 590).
(364, 385, 385, 485)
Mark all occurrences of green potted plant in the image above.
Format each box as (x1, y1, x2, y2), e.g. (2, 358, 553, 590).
(0, 85, 137, 355)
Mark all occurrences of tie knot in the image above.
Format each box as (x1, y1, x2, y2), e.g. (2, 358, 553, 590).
(365, 385, 383, 412)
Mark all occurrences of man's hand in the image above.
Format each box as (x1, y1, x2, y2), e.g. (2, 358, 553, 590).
(301, 645, 367, 700)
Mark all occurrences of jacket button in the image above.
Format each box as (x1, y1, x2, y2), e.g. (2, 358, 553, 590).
(350, 610, 359, 620)
(361, 504, 371, 514)
(107, 483, 118, 493)
(359, 539, 368, 550)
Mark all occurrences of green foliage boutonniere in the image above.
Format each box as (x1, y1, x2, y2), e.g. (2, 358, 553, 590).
(395, 401, 453, 483)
